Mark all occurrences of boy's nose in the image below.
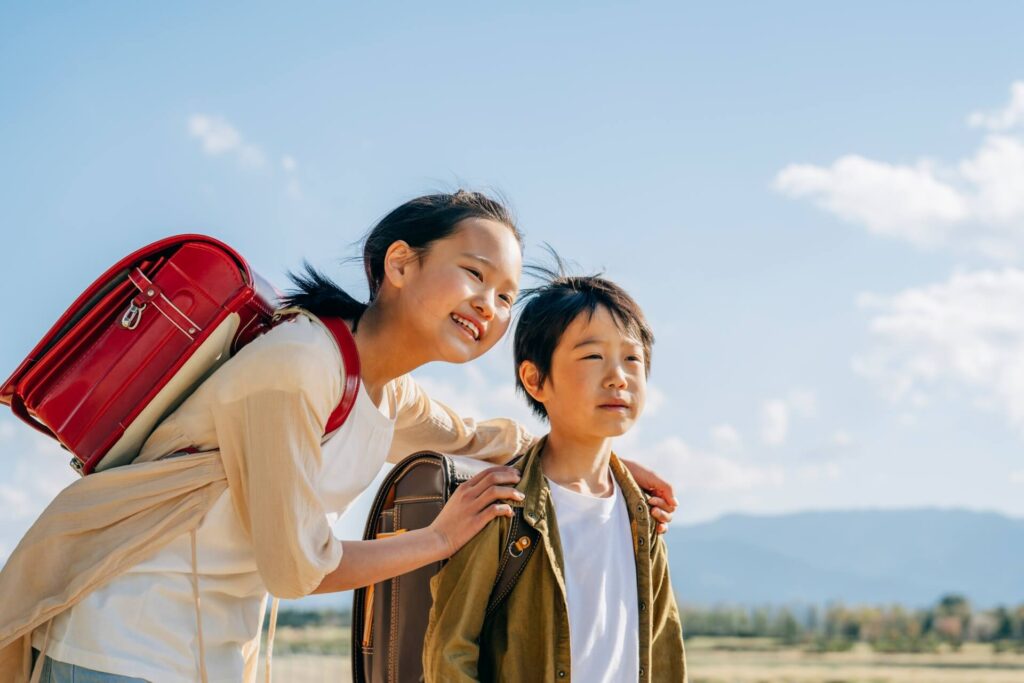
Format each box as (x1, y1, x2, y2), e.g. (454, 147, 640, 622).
(605, 366, 628, 388)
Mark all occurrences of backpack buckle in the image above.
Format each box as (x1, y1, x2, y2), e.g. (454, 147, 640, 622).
(120, 302, 146, 330)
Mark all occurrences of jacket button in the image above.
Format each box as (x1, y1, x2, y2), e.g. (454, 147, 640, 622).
(639, 666, 645, 677)
(638, 537, 644, 547)
(558, 671, 566, 678)
(639, 601, 647, 611)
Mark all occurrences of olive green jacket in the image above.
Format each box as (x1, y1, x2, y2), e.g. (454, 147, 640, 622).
(424, 438, 687, 682)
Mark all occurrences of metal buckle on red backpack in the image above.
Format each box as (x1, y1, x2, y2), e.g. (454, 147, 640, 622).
(120, 268, 202, 342)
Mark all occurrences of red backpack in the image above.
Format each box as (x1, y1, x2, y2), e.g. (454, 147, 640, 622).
(1, 234, 359, 474)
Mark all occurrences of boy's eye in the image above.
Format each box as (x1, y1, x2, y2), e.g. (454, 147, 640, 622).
(582, 354, 602, 360)
(463, 267, 483, 282)
(627, 355, 643, 363)
(499, 293, 514, 305)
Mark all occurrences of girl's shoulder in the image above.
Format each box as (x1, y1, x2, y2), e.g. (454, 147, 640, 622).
(209, 313, 344, 402)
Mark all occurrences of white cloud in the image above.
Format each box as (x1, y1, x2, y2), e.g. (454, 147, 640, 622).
(796, 461, 842, 482)
(0, 416, 77, 562)
(774, 155, 968, 246)
(786, 389, 818, 418)
(968, 81, 1024, 131)
(854, 268, 1024, 431)
(832, 429, 854, 448)
(636, 436, 785, 495)
(759, 389, 817, 447)
(710, 423, 742, 453)
(281, 155, 298, 172)
(644, 384, 666, 417)
(774, 81, 1024, 260)
(187, 114, 266, 169)
(1011, 469, 1024, 485)
(760, 399, 789, 446)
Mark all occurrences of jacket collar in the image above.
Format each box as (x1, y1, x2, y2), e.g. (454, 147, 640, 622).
(511, 435, 651, 535)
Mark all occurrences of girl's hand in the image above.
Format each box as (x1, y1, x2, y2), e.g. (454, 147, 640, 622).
(621, 458, 678, 534)
(429, 466, 523, 557)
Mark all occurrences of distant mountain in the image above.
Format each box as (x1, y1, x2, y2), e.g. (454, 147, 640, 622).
(666, 508, 1024, 608)
(289, 508, 1024, 612)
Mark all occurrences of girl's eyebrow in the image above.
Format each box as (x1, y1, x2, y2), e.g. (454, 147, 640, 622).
(461, 253, 494, 267)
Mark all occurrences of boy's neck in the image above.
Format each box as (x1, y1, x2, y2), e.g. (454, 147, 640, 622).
(540, 426, 615, 497)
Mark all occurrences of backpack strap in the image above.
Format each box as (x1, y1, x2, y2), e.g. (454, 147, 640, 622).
(485, 505, 541, 617)
(315, 316, 361, 435)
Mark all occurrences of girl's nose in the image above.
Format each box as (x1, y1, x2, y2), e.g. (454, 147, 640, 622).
(472, 292, 496, 320)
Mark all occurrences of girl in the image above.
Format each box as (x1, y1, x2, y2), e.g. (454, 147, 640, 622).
(0, 191, 676, 683)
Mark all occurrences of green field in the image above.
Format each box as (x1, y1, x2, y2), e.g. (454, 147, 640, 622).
(257, 629, 1024, 682)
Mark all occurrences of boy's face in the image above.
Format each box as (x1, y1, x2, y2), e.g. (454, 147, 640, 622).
(522, 304, 647, 439)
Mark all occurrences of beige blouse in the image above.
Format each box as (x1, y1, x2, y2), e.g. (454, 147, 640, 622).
(0, 312, 533, 682)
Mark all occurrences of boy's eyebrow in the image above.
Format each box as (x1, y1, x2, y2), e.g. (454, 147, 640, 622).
(573, 336, 645, 350)
(572, 337, 605, 349)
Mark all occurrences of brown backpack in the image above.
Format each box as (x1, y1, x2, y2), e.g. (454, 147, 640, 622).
(351, 451, 539, 683)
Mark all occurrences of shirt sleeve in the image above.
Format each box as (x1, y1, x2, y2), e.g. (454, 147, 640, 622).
(387, 374, 536, 465)
(422, 516, 506, 682)
(207, 318, 345, 599)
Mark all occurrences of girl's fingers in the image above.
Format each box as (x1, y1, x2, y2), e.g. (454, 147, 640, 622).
(648, 496, 678, 515)
(475, 485, 524, 507)
(486, 503, 514, 519)
(655, 522, 669, 535)
(462, 467, 521, 497)
(650, 506, 673, 524)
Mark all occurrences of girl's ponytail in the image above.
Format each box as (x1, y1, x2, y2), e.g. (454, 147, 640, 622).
(282, 262, 369, 323)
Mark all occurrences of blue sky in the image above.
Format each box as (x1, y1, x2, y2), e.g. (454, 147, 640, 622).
(3, 2, 1024, 560)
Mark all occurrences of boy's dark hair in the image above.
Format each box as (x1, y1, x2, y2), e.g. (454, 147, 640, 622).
(513, 272, 654, 420)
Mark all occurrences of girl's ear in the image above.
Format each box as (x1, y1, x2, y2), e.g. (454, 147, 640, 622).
(382, 240, 418, 289)
(518, 361, 546, 402)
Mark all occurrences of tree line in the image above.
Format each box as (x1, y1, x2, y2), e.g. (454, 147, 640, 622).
(271, 594, 1024, 654)
(678, 594, 1024, 653)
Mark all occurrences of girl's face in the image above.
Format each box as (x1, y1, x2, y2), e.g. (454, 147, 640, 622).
(397, 217, 522, 364)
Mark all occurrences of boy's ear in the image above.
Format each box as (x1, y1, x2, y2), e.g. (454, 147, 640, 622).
(518, 361, 547, 403)
(382, 240, 418, 289)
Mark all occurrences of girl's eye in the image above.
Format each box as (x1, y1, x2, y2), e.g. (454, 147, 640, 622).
(627, 355, 643, 363)
(499, 293, 514, 305)
(582, 354, 602, 360)
(463, 267, 484, 282)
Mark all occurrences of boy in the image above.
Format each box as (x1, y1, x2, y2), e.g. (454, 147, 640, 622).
(424, 275, 686, 682)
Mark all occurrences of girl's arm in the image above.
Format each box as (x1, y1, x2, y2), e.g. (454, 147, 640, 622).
(312, 465, 521, 593)
(386, 374, 534, 464)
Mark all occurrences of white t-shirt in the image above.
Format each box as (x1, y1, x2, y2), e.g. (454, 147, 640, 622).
(34, 381, 396, 683)
(547, 473, 640, 683)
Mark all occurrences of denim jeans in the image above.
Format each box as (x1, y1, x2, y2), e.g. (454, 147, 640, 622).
(31, 650, 150, 683)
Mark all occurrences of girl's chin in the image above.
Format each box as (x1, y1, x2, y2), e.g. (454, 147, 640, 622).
(437, 335, 483, 363)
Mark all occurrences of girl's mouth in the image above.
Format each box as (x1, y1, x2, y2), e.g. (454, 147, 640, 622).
(451, 313, 481, 341)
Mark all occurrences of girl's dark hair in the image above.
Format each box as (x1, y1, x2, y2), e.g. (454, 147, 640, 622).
(513, 257, 654, 420)
(281, 190, 521, 324)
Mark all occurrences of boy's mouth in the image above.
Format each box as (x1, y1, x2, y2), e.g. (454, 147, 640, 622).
(598, 399, 631, 412)
(450, 313, 482, 341)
